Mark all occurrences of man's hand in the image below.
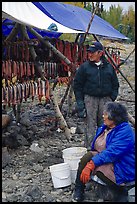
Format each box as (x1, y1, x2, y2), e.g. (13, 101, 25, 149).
(76, 101, 87, 118)
(80, 160, 95, 184)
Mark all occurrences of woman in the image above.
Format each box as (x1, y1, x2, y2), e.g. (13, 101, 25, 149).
(72, 102, 135, 202)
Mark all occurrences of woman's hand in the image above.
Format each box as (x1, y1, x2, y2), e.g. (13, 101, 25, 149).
(80, 160, 95, 184)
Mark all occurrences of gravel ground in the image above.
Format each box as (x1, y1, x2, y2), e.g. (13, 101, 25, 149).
(2, 42, 135, 202)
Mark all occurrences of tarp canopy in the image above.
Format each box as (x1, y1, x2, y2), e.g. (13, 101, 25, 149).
(2, 19, 62, 39)
(2, 2, 128, 40)
(2, 2, 83, 35)
(32, 2, 129, 40)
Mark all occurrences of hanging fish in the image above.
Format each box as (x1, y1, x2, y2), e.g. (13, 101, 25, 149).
(31, 62, 35, 79)
(2, 86, 7, 106)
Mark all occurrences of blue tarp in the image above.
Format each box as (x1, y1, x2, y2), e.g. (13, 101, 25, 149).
(2, 19, 62, 39)
(2, 2, 128, 40)
(2, 2, 83, 37)
(32, 2, 128, 40)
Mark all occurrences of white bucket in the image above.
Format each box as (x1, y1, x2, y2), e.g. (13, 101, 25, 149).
(62, 147, 87, 158)
(62, 147, 87, 183)
(50, 163, 71, 188)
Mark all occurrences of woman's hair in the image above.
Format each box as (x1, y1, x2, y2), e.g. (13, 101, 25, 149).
(103, 102, 128, 125)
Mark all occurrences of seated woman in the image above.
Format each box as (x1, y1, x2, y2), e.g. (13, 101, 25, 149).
(72, 102, 135, 202)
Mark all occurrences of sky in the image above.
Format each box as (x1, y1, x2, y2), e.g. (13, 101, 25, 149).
(102, 2, 135, 12)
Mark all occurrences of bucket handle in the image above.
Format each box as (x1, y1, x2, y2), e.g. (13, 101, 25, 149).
(71, 168, 78, 171)
(52, 175, 70, 180)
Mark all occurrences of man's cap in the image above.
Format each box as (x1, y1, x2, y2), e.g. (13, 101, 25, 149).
(87, 42, 103, 53)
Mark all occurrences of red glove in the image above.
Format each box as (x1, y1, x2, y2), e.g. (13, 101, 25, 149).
(80, 160, 95, 184)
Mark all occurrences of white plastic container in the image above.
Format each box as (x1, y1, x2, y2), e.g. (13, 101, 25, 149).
(62, 147, 87, 158)
(62, 147, 87, 183)
(49, 163, 71, 188)
(64, 156, 82, 183)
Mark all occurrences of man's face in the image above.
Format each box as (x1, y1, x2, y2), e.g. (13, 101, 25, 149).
(88, 50, 103, 62)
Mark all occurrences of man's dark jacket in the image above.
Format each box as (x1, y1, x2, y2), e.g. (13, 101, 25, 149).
(73, 58, 119, 105)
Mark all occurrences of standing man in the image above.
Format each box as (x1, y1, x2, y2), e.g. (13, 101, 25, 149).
(73, 41, 119, 149)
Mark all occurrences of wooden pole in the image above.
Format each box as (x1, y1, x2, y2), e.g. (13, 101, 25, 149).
(128, 113, 135, 127)
(20, 24, 46, 81)
(5, 23, 19, 42)
(82, 7, 97, 45)
(118, 48, 135, 67)
(50, 88, 71, 141)
(92, 34, 135, 126)
(75, 7, 97, 46)
(93, 34, 135, 93)
(28, 26, 72, 140)
(28, 27, 72, 67)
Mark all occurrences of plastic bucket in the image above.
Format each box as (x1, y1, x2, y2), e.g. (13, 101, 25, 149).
(50, 163, 71, 188)
(62, 147, 87, 158)
(62, 147, 87, 183)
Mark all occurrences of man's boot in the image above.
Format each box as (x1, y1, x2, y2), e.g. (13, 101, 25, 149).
(72, 170, 85, 202)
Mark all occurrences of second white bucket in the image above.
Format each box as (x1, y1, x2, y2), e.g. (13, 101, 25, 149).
(50, 162, 71, 188)
(62, 147, 87, 183)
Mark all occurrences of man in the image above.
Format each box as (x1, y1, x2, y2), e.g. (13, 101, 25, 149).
(73, 41, 119, 149)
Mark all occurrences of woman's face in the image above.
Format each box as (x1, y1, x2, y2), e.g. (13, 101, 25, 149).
(103, 112, 116, 128)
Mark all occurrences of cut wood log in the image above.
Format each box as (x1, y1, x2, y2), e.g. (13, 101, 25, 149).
(2, 114, 11, 128)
